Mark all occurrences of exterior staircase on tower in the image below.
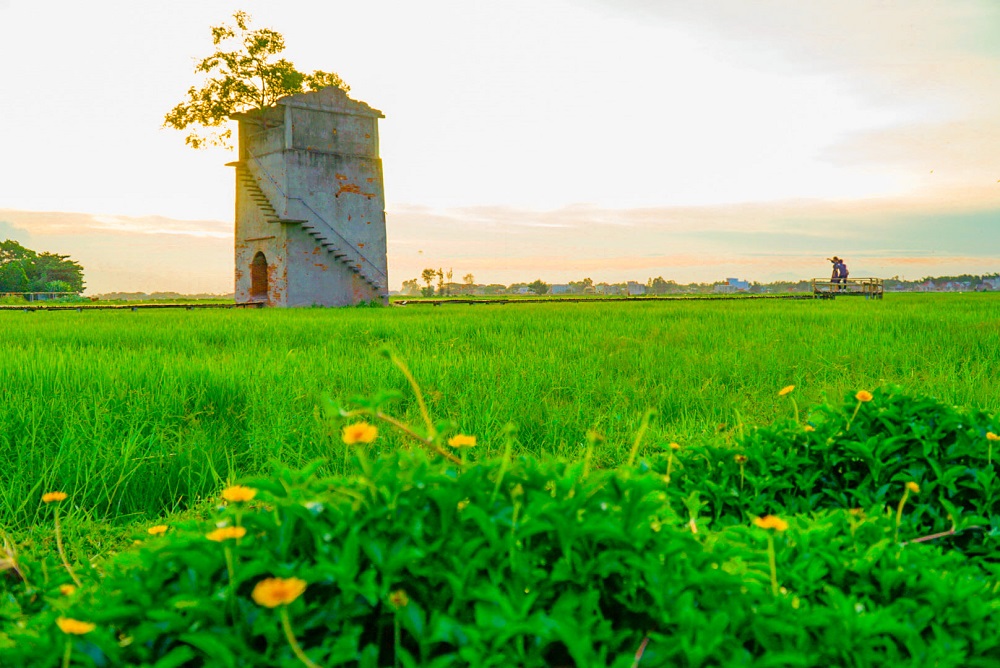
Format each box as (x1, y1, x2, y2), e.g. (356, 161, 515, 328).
(232, 162, 386, 297)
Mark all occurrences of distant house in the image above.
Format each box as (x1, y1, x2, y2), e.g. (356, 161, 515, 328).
(714, 278, 750, 294)
(549, 284, 571, 295)
(595, 283, 622, 296)
(626, 281, 646, 296)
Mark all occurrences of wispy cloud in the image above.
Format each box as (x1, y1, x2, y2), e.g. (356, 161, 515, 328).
(0, 209, 231, 294)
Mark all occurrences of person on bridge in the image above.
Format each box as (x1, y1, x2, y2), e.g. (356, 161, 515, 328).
(828, 257, 842, 284)
(838, 258, 849, 283)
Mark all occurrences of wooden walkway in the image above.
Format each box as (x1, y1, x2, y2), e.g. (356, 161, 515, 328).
(811, 278, 884, 299)
(395, 294, 815, 306)
(0, 302, 263, 312)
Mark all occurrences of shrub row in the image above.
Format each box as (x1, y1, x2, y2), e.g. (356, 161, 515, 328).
(2, 387, 998, 666)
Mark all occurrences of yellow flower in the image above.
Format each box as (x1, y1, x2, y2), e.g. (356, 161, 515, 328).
(855, 390, 873, 402)
(987, 432, 1000, 441)
(252, 577, 307, 608)
(147, 525, 169, 536)
(206, 526, 246, 542)
(42, 491, 67, 503)
(457, 499, 470, 511)
(754, 515, 789, 531)
(734, 454, 748, 464)
(804, 425, 815, 432)
(669, 442, 681, 451)
(778, 385, 795, 397)
(221, 485, 257, 503)
(447, 434, 477, 448)
(57, 618, 95, 635)
(906, 481, 920, 493)
(342, 422, 378, 445)
(59, 584, 77, 596)
(389, 589, 410, 609)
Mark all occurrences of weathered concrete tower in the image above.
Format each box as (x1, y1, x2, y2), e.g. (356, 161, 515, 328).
(230, 87, 388, 306)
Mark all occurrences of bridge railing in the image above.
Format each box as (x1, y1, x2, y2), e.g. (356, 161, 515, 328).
(810, 278, 884, 299)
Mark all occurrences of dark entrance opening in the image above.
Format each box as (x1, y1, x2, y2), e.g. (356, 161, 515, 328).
(250, 252, 268, 300)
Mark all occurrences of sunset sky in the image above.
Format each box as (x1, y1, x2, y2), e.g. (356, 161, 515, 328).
(1, 0, 997, 293)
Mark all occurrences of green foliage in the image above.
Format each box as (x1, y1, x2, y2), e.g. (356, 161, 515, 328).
(163, 11, 350, 149)
(528, 279, 549, 295)
(1, 297, 999, 533)
(3, 390, 1000, 665)
(653, 388, 1000, 557)
(0, 239, 85, 293)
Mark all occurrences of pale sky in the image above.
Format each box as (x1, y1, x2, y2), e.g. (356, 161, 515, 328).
(0, 0, 997, 292)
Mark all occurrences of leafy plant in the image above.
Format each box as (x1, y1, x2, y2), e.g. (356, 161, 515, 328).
(163, 11, 350, 149)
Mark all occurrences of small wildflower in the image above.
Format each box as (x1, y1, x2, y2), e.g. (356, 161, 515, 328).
(457, 498, 470, 511)
(59, 585, 76, 596)
(221, 485, 257, 503)
(388, 589, 410, 609)
(734, 454, 748, 464)
(42, 492, 67, 504)
(754, 515, 789, 531)
(447, 434, 477, 448)
(855, 390, 873, 402)
(56, 618, 95, 635)
(252, 577, 307, 608)
(987, 432, 999, 441)
(804, 425, 815, 432)
(669, 442, 681, 451)
(147, 525, 168, 536)
(510, 484, 525, 499)
(906, 481, 920, 494)
(778, 385, 795, 396)
(206, 526, 247, 542)
(849, 508, 865, 517)
(342, 422, 378, 445)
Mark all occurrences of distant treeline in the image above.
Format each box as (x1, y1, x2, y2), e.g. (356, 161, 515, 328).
(0, 240, 85, 294)
(397, 273, 1000, 297)
(94, 292, 235, 302)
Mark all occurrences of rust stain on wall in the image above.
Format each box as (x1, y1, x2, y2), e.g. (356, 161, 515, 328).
(335, 181, 375, 198)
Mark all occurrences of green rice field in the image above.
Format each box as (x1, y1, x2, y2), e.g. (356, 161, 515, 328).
(5, 292, 1000, 666)
(1, 293, 997, 533)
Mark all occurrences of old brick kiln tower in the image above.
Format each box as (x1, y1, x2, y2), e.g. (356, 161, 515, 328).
(230, 87, 388, 306)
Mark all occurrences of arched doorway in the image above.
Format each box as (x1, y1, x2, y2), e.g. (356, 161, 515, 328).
(250, 252, 268, 301)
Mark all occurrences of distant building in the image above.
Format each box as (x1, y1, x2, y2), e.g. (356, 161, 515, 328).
(714, 278, 750, 294)
(626, 281, 646, 295)
(550, 284, 571, 295)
